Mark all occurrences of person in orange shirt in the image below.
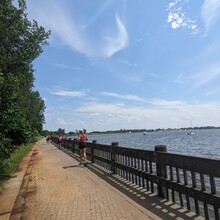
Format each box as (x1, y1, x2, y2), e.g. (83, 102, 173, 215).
(78, 130, 88, 166)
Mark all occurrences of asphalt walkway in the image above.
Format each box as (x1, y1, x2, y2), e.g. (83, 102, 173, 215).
(0, 139, 204, 220)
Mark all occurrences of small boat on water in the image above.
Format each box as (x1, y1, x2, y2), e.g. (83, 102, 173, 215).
(143, 132, 148, 135)
(187, 131, 194, 135)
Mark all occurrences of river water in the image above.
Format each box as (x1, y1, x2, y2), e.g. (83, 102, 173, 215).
(69, 129, 220, 160)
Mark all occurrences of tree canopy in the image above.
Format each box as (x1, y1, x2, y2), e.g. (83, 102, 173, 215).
(0, 0, 50, 171)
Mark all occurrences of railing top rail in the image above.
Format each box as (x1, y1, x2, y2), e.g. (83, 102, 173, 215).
(156, 152, 220, 177)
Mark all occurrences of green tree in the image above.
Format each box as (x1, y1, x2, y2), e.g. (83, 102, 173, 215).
(57, 128, 65, 135)
(0, 0, 50, 170)
(68, 131, 75, 135)
(41, 130, 50, 137)
(26, 91, 46, 133)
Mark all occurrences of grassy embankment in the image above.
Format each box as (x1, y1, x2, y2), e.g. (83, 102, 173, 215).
(0, 138, 40, 191)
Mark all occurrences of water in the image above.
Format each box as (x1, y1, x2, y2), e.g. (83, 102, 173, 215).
(68, 129, 220, 160)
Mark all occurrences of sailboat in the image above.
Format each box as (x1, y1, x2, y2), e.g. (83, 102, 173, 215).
(187, 120, 194, 135)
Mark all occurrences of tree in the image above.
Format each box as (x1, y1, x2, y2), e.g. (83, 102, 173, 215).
(68, 131, 75, 135)
(56, 128, 65, 135)
(26, 91, 46, 133)
(41, 130, 50, 137)
(0, 0, 50, 170)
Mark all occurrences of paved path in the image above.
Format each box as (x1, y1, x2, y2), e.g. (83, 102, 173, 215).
(0, 139, 204, 220)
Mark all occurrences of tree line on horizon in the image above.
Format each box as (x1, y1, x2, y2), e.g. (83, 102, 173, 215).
(42, 125, 220, 136)
(0, 0, 50, 172)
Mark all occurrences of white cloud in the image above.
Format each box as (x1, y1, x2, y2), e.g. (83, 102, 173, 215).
(201, 0, 220, 32)
(167, 1, 199, 34)
(56, 117, 68, 125)
(69, 100, 220, 131)
(101, 92, 145, 102)
(44, 98, 220, 132)
(51, 90, 87, 97)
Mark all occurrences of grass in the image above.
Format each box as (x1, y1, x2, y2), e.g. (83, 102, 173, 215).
(0, 138, 41, 191)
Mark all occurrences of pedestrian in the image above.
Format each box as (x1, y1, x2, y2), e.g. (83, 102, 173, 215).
(78, 129, 88, 166)
(50, 134, 53, 143)
(58, 134, 63, 148)
(46, 136, 50, 144)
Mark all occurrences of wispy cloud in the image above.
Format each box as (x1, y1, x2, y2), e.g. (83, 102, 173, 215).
(148, 98, 187, 109)
(75, 102, 123, 114)
(149, 72, 162, 79)
(102, 15, 129, 57)
(117, 59, 137, 67)
(101, 92, 145, 102)
(201, 0, 220, 33)
(81, 0, 112, 29)
(27, 1, 128, 58)
(56, 117, 68, 125)
(174, 68, 219, 89)
(193, 64, 220, 88)
(54, 63, 87, 71)
(172, 37, 220, 89)
(28, 3, 90, 55)
(51, 90, 87, 97)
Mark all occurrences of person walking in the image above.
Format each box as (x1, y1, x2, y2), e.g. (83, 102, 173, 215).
(58, 134, 63, 148)
(78, 130, 88, 166)
(46, 136, 50, 144)
(50, 134, 53, 143)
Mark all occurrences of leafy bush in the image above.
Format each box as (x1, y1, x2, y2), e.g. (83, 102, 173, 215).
(0, 135, 12, 173)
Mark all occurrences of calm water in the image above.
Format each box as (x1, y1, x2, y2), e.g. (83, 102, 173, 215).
(69, 129, 220, 159)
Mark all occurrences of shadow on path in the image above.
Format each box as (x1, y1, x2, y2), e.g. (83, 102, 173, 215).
(63, 165, 83, 169)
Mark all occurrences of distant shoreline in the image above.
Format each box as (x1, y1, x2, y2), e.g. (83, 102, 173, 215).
(88, 126, 220, 134)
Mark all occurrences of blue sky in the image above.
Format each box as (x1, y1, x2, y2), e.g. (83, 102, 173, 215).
(24, 0, 220, 132)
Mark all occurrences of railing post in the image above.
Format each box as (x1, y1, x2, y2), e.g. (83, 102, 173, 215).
(155, 145, 167, 198)
(91, 140, 97, 163)
(73, 138, 77, 153)
(68, 138, 71, 150)
(111, 142, 118, 174)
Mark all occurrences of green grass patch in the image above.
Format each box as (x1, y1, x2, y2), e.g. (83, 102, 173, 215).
(0, 140, 39, 191)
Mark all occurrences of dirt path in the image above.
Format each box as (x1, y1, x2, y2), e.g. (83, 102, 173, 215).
(0, 146, 35, 220)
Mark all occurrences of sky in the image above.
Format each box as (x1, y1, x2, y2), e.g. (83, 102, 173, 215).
(22, 0, 220, 133)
